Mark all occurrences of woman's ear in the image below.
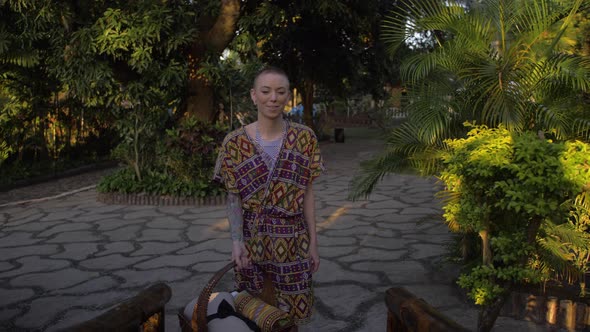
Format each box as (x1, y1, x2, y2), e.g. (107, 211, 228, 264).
(250, 88, 256, 105)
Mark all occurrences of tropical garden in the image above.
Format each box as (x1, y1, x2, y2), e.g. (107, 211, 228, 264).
(1, 0, 590, 331)
(351, 0, 590, 330)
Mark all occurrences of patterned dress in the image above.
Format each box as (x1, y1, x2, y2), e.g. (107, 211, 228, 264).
(213, 120, 324, 324)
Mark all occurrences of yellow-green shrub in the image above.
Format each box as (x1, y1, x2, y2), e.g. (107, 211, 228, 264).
(440, 125, 590, 305)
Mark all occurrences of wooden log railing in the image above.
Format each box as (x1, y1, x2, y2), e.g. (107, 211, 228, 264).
(64, 282, 172, 332)
(386, 287, 471, 332)
(500, 291, 590, 330)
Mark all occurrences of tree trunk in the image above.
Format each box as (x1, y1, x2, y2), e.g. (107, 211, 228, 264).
(479, 229, 492, 266)
(35, 106, 50, 162)
(477, 221, 500, 332)
(527, 217, 542, 244)
(477, 217, 543, 331)
(185, 75, 216, 121)
(184, 0, 240, 121)
(477, 288, 510, 332)
(300, 79, 314, 129)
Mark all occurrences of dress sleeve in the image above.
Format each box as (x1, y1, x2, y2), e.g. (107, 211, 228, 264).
(213, 138, 240, 194)
(308, 131, 325, 183)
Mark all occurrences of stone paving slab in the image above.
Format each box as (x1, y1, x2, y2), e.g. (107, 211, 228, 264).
(0, 131, 550, 331)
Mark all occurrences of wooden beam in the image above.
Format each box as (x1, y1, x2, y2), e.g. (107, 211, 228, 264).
(66, 283, 172, 331)
(385, 287, 471, 332)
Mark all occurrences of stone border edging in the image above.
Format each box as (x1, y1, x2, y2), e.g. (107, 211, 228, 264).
(96, 192, 227, 206)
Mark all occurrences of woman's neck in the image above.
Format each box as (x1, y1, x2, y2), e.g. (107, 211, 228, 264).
(256, 116, 284, 140)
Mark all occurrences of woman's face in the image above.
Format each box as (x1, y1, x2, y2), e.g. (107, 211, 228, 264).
(251, 72, 290, 121)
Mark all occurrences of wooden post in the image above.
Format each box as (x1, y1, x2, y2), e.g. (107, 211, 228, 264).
(546, 296, 559, 326)
(558, 300, 575, 331)
(524, 294, 545, 324)
(387, 310, 405, 332)
(515, 292, 528, 319)
(584, 304, 590, 330)
(500, 292, 516, 317)
(385, 288, 470, 332)
(66, 283, 172, 331)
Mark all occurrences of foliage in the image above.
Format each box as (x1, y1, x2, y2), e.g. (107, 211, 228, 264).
(47, 2, 195, 107)
(209, 50, 262, 129)
(0, 140, 11, 166)
(110, 105, 168, 181)
(440, 126, 590, 306)
(0, 0, 197, 184)
(98, 116, 227, 197)
(160, 116, 227, 185)
(97, 167, 224, 198)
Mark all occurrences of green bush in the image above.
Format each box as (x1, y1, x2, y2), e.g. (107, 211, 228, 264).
(439, 125, 590, 306)
(97, 168, 224, 197)
(98, 116, 227, 198)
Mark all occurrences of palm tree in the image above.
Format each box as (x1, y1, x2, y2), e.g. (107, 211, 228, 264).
(351, 0, 590, 331)
(352, 0, 589, 197)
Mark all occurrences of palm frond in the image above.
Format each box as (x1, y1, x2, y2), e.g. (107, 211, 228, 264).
(533, 102, 573, 139)
(348, 148, 409, 200)
(572, 118, 590, 141)
(531, 249, 583, 283)
(479, 83, 524, 130)
(408, 144, 446, 175)
(536, 54, 590, 93)
(574, 191, 590, 211)
(387, 121, 444, 154)
(407, 103, 453, 145)
(382, 0, 465, 54)
(400, 51, 444, 83)
(515, 0, 569, 47)
(535, 241, 586, 284)
(453, 12, 494, 54)
(0, 50, 41, 68)
(481, 0, 519, 53)
(350, 118, 453, 201)
(545, 0, 585, 55)
(568, 191, 590, 229)
(543, 220, 590, 249)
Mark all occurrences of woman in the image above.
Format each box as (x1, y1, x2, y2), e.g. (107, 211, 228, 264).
(213, 66, 324, 329)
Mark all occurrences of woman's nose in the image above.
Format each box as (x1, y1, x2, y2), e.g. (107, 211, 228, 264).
(269, 91, 277, 101)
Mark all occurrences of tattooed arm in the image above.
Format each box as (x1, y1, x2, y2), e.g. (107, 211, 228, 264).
(227, 192, 244, 242)
(227, 192, 250, 270)
(303, 183, 320, 273)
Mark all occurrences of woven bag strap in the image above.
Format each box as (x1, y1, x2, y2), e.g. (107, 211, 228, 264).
(192, 262, 236, 332)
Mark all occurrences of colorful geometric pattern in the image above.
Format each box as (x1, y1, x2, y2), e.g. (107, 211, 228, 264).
(234, 291, 293, 332)
(213, 121, 324, 324)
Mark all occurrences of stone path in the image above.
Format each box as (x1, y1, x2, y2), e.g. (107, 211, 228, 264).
(0, 130, 547, 331)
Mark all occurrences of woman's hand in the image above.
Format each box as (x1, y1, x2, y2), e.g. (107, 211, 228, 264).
(232, 240, 251, 271)
(309, 242, 320, 273)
